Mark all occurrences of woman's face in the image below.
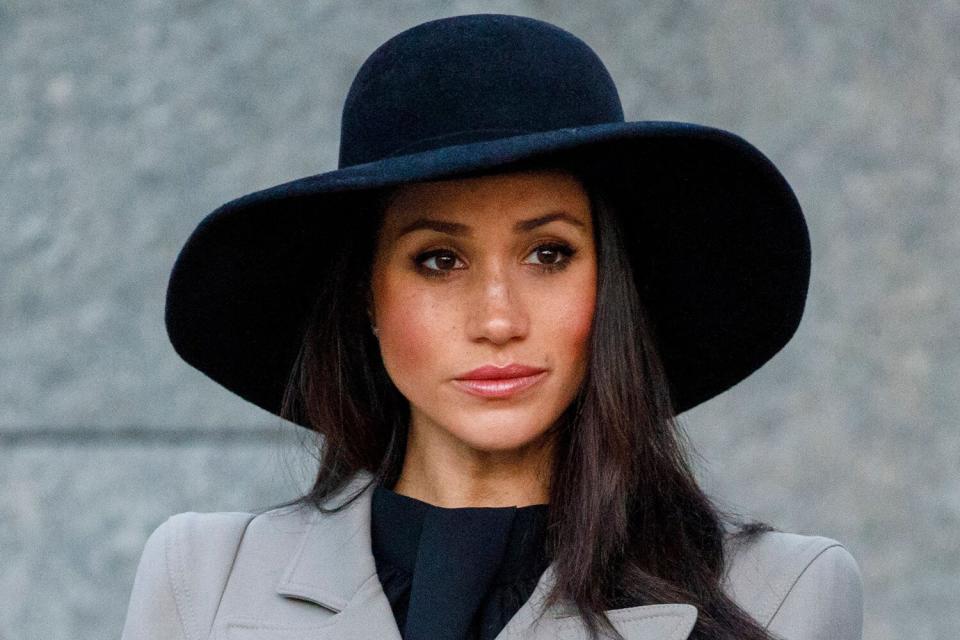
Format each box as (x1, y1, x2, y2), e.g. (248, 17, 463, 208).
(369, 168, 596, 456)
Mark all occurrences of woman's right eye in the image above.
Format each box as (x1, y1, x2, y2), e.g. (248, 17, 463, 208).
(415, 249, 463, 277)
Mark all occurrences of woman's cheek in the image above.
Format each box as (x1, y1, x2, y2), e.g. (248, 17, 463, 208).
(553, 275, 596, 348)
(553, 281, 596, 392)
(378, 287, 447, 382)
(569, 288, 595, 339)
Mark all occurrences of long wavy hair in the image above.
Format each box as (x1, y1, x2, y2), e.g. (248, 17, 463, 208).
(270, 153, 782, 640)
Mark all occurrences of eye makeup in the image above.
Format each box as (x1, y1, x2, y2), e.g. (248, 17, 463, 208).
(413, 242, 578, 279)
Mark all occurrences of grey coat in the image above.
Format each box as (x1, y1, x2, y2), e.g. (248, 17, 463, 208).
(120, 471, 863, 640)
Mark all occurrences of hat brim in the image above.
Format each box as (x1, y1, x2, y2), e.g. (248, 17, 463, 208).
(165, 120, 810, 422)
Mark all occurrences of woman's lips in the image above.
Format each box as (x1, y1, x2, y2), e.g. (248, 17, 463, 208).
(451, 371, 548, 398)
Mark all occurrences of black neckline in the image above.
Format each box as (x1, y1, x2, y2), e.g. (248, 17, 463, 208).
(371, 483, 551, 585)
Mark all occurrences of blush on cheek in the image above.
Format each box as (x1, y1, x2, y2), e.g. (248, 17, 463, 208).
(555, 285, 596, 390)
(562, 279, 597, 345)
(382, 309, 433, 372)
(376, 284, 452, 390)
(570, 298, 595, 344)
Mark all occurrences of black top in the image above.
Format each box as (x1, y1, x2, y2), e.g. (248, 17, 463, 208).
(370, 483, 552, 640)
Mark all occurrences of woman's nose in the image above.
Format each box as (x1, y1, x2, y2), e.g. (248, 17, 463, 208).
(464, 268, 529, 345)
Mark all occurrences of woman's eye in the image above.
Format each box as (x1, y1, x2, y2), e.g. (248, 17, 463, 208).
(414, 243, 576, 278)
(523, 243, 575, 269)
(418, 250, 463, 274)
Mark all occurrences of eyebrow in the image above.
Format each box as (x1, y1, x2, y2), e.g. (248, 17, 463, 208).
(396, 211, 586, 238)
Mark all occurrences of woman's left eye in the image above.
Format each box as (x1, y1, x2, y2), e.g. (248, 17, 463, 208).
(523, 243, 576, 269)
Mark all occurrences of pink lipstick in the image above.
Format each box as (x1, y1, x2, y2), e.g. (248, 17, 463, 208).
(453, 363, 548, 399)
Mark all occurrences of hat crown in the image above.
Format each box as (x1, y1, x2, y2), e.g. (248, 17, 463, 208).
(337, 14, 625, 168)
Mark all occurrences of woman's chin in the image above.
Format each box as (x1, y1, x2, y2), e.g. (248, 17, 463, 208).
(449, 421, 551, 453)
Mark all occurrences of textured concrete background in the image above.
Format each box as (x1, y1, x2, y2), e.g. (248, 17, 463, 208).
(2, 1, 957, 638)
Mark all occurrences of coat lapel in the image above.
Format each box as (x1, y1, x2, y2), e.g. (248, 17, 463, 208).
(493, 563, 697, 640)
(268, 471, 403, 640)
(262, 470, 697, 640)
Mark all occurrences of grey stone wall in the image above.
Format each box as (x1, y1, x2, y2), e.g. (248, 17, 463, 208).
(2, 1, 956, 638)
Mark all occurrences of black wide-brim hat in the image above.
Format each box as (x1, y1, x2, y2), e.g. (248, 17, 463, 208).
(165, 13, 810, 424)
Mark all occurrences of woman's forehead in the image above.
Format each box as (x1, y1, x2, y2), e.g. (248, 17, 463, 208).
(381, 168, 590, 224)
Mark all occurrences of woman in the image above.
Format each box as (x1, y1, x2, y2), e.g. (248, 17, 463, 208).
(121, 13, 863, 640)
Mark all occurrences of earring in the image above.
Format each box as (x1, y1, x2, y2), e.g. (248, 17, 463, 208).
(367, 307, 378, 337)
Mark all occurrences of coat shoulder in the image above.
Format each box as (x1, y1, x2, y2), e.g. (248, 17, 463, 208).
(155, 505, 318, 597)
(158, 504, 316, 554)
(122, 510, 265, 640)
(722, 529, 864, 638)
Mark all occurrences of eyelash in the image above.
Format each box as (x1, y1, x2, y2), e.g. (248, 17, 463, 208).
(414, 242, 578, 279)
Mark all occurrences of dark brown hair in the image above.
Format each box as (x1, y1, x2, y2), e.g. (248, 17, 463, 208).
(271, 155, 783, 640)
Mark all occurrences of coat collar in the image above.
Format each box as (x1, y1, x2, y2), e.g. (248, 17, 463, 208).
(273, 470, 697, 640)
(275, 471, 379, 613)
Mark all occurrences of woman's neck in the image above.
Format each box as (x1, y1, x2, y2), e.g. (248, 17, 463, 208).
(392, 432, 553, 508)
